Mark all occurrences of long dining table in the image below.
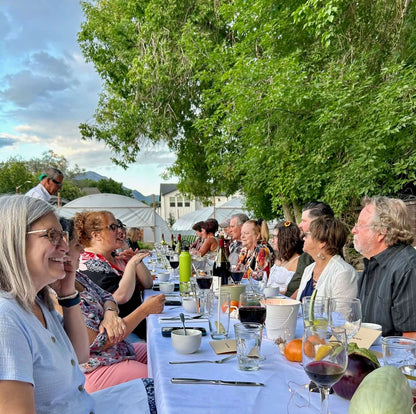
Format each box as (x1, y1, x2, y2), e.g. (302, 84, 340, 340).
(144, 287, 351, 414)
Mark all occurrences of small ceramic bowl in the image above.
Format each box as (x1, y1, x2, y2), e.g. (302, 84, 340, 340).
(159, 281, 175, 294)
(171, 329, 202, 354)
(182, 297, 198, 314)
(158, 272, 171, 282)
(361, 322, 382, 345)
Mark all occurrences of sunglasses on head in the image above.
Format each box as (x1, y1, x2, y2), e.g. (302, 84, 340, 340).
(27, 228, 69, 246)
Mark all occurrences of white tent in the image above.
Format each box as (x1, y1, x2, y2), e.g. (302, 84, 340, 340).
(172, 197, 250, 235)
(59, 193, 172, 243)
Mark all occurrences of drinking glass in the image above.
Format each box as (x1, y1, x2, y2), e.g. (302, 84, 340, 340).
(230, 265, 244, 285)
(329, 298, 362, 342)
(238, 292, 266, 324)
(302, 326, 348, 414)
(249, 269, 267, 293)
(234, 323, 263, 371)
(302, 296, 329, 329)
(382, 336, 416, 400)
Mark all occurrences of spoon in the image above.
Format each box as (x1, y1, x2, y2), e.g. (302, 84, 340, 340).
(179, 312, 187, 336)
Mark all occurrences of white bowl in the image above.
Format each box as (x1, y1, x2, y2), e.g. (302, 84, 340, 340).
(263, 286, 280, 298)
(171, 329, 202, 354)
(182, 297, 198, 314)
(361, 322, 382, 345)
(159, 282, 175, 294)
(158, 272, 171, 282)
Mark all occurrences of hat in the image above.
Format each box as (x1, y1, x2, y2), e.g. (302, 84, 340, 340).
(220, 219, 230, 228)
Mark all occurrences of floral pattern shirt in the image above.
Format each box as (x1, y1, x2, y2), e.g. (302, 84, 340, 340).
(236, 242, 272, 279)
(76, 271, 136, 373)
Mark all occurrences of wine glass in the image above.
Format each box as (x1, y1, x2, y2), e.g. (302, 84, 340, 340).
(230, 265, 244, 285)
(249, 269, 267, 293)
(302, 326, 348, 414)
(329, 298, 362, 342)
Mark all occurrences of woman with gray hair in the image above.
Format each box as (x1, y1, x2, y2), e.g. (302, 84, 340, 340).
(0, 195, 94, 413)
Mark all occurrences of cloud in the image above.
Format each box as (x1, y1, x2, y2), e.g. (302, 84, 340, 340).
(1, 70, 71, 107)
(0, 136, 16, 147)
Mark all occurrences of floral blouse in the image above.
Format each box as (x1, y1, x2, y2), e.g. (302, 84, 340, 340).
(236, 242, 272, 279)
(76, 271, 136, 373)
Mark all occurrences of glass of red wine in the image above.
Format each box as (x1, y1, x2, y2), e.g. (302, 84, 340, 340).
(302, 326, 347, 414)
(230, 265, 244, 285)
(238, 292, 266, 324)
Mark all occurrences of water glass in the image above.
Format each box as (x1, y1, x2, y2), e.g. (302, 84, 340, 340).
(302, 296, 329, 329)
(382, 336, 416, 399)
(207, 291, 231, 340)
(329, 297, 362, 341)
(234, 322, 263, 371)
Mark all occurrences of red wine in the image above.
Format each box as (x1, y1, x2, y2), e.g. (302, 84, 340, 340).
(196, 277, 212, 290)
(238, 306, 266, 324)
(230, 271, 244, 283)
(305, 361, 345, 387)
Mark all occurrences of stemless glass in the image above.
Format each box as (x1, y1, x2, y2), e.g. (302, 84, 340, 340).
(329, 298, 362, 342)
(238, 292, 266, 324)
(249, 269, 267, 293)
(302, 296, 330, 329)
(302, 326, 348, 414)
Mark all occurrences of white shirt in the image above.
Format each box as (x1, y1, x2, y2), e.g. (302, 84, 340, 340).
(25, 183, 51, 202)
(296, 255, 358, 301)
(267, 264, 294, 290)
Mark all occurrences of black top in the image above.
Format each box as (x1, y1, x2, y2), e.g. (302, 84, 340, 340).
(286, 252, 314, 297)
(358, 243, 416, 337)
(80, 255, 147, 340)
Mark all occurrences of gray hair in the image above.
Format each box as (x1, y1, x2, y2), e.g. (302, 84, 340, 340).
(362, 196, 414, 246)
(231, 213, 249, 227)
(0, 195, 56, 311)
(44, 167, 64, 179)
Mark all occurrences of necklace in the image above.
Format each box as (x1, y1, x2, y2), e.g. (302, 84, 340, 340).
(282, 255, 300, 267)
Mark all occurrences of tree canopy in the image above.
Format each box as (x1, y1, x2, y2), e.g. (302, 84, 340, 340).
(78, 0, 416, 219)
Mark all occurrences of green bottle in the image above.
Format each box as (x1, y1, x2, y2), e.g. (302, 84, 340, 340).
(179, 244, 191, 291)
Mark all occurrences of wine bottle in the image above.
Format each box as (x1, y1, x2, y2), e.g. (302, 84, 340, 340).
(213, 237, 230, 286)
(161, 233, 167, 245)
(170, 234, 176, 251)
(175, 234, 182, 254)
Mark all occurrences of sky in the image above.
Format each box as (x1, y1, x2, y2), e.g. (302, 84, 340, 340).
(0, 0, 176, 195)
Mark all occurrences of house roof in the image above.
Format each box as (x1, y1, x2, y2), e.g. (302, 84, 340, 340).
(160, 183, 178, 196)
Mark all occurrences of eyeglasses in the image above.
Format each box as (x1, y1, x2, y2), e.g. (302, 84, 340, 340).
(27, 228, 69, 246)
(304, 231, 312, 238)
(352, 223, 375, 230)
(271, 235, 278, 240)
(106, 223, 119, 232)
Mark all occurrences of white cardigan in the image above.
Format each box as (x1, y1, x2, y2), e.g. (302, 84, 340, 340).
(296, 255, 358, 301)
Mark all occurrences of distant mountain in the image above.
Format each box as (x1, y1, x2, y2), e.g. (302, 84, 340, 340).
(74, 171, 159, 204)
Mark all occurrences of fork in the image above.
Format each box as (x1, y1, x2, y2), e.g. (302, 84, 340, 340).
(169, 355, 236, 365)
(162, 314, 205, 321)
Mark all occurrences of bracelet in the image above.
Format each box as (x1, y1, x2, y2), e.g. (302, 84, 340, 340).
(58, 292, 81, 308)
(57, 291, 78, 300)
(105, 307, 119, 314)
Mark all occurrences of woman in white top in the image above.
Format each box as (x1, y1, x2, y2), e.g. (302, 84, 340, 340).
(268, 221, 303, 294)
(296, 215, 358, 301)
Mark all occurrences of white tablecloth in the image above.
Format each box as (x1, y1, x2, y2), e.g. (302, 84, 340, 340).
(145, 288, 351, 414)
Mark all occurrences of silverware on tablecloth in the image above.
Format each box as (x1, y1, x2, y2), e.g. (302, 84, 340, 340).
(169, 355, 236, 365)
(160, 315, 205, 321)
(171, 378, 264, 387)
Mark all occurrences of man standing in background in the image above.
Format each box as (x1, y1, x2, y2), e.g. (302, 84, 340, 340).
(25, 167, 64, 202)
(228, 213, 249, 266)
(286, 201, 335, 297)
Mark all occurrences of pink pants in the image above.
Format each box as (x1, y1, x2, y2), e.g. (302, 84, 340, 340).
(84, 342, 148, 393)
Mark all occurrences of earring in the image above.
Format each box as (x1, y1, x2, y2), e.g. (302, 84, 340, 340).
(317, 252, 326, 260)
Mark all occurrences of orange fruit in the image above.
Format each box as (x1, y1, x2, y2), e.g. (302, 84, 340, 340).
(230, 300, 239, 309)
(284, 339, 302, 362)
(221, 301, 230, 313)
(308, 334, 325, 345)
(303, 339, 315, 358)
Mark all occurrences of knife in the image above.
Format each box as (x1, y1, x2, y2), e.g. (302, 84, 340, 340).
(171, 378, 264, 387)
